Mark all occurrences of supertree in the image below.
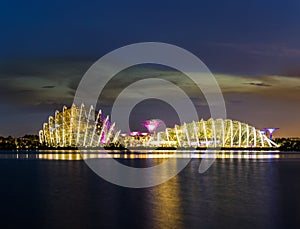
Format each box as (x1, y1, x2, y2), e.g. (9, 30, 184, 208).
(264, 128, 279, 140)
(143, 119, 162, 135)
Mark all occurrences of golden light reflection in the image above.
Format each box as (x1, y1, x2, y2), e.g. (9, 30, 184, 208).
(37, 153, 83, 160)
(151, 163, 184, 229)
(0, 150, 291, 161)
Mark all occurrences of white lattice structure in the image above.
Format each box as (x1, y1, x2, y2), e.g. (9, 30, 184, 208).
(39, 104, 120, 147)
(156, 119, 278, 148)
(39, 105, 278, 148)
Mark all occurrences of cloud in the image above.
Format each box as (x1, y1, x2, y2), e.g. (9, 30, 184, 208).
(229, 100, 243, 104)
(1, 60, 300, 108)
(215, 73, 300, 98)
(213, 42, 300, 58)
(1, 58, 300, 136)
(245, 82, 272, 87)
(42, 85, 56, 89)
(0, 58, 93, 108)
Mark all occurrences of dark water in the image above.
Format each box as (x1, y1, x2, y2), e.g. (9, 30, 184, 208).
(0, 153, 300, 228)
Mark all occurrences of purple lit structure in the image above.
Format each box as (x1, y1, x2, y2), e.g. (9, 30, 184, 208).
(264, 128, 279, 140)
(143, 119, 162, 135)
(130, 131, 140, 136)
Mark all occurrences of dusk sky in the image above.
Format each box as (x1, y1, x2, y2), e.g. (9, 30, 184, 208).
(1, 0, 300, 137)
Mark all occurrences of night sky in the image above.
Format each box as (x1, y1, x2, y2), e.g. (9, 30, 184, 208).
(1, 0, 300, 137)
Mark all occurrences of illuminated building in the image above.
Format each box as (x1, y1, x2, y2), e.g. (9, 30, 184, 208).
(39, 104, 120, 147)
(39, 105, 278, 148)
(120, 119, 278, 148)
(157, 119, 278, 148)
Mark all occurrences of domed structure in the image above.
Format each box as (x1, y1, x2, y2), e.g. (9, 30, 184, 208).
(39, 105, 278, 148)
(156, 119, 278, 148)
(39, 104, 120, 147)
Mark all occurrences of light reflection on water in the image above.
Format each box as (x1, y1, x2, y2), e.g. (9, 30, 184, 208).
(0, 151, 299, 228)
(0, 150, 298, 161)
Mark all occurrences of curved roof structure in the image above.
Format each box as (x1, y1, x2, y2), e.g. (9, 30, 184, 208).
(39, 104, 278, 148)
(157, 119, 278, 148)
(39, 104, 120, 147)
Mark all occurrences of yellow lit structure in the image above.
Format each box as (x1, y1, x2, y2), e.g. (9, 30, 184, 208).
(158, 119, 278, 148)
(39, 105, 278, 148)
(39, 104, 120, 147)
